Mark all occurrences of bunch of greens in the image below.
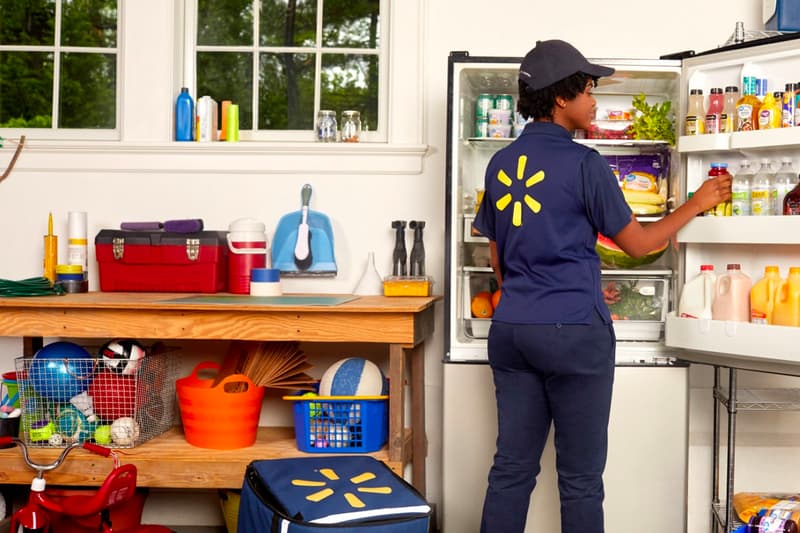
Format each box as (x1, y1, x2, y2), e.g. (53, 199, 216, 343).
(630, 93, 675, 145)
(606, 280, 662, 321)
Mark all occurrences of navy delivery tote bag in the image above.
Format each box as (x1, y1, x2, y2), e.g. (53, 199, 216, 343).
(238, 456, 431, 532)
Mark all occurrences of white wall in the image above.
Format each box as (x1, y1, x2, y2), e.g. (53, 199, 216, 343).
(1, 1, 788, 532)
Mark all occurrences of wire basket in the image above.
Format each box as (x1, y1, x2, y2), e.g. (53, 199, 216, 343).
(15, 348, 179, 448)
(283, 395, 389, 453)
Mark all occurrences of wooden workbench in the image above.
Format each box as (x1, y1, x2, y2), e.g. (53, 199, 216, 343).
(0, 292, 437, 494)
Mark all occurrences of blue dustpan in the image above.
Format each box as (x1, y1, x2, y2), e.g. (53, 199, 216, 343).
(272, 209, 337, 277)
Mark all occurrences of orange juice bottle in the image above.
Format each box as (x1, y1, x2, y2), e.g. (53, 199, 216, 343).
(750, 265, 782, 324)
(736, 76, 761, 131)
(772, 267, 800, 327)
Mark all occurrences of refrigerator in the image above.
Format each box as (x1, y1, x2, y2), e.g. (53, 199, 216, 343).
(442, 32, 800, 533)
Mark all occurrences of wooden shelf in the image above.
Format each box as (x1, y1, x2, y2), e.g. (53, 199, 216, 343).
(0, 293, 437, 495)
(0, 426, 413, 488)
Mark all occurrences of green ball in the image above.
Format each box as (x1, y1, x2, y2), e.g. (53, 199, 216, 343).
(302, 392, 321, 418)
(94, 424, 112, 445)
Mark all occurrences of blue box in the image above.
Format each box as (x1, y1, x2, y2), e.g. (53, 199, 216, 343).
(239, 456, 431, 532)
(765, 0, 800, 31)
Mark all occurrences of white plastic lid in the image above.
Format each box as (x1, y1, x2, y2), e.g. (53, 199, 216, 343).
(228, 217, 265, 233)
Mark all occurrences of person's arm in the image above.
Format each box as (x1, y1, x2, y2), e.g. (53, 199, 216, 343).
(612, 172, 732, 257)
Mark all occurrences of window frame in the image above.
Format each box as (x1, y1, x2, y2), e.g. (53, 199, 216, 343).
(0, 0, 121, 140)
(182, 0, 389, 143)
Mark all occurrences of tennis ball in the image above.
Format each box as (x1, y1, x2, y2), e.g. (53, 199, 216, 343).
(301, 392, 321, 418)
(94, 424, 112, 445)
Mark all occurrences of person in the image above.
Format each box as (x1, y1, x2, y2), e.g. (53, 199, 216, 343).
(471, 39, 731, 533)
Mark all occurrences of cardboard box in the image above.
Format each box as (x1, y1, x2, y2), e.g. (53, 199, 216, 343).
(95, 230, 228, 292)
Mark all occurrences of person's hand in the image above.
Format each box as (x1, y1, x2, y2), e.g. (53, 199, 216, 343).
(689, 173, 732, 214)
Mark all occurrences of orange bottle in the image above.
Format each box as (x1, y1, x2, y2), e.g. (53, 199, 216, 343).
(736, 76, 761, 131)
(750, 265, 782, 324)
(772, 267, 800, 327)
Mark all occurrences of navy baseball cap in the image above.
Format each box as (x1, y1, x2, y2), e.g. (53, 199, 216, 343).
(518, 40, 615, 92)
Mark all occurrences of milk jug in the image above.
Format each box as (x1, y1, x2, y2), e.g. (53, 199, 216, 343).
(679, 264, 716, 319)
(750, 265, 782, 324)
(772, 267, 800, 327)
(711, 264, 752, 322)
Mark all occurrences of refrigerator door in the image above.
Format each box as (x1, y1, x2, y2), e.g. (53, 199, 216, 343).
(445, 53, 681, 363)
(442, 361, 688, 533)
(667, 33, 800, 373)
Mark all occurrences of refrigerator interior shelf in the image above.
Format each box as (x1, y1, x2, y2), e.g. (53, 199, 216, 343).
(465, 137, 671, 149)
(679, 126, 800, 153)
(465, 318, 490, 338)
(463, 266, 493, 273)
(714, 387, 800, 411)
(677, 215, 800, 244)
(665, 312, 800, 366)
(601, 269, 672, 276)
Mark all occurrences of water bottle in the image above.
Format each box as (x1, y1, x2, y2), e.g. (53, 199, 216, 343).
(732, 159, 753, 216)
(175, 87, 194, 141)
(751, 159, 775, 216)
(773, 158, 796, 215)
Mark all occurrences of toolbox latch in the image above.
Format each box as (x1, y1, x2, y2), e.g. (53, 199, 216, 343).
(112, 237, 125, 260)
(186, 238, 200, 261)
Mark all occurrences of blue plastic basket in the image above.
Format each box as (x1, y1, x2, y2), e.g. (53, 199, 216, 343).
(283, 395, 388, 453)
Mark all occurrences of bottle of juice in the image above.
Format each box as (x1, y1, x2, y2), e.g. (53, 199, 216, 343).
(685, 89, 706, 135)
(723, 86, 739, 133)
(705, 87, 724, 134)
(772, 267, 800, 327)
(736, 76, 761, 131)
(758, 91, 782, 130)
(750, 159, 774, 216)
(782, 82, 796, 128)
(706, 163, 732, 216)
(731, 159, 753, 216)
(773, 158, 796, 215)
(679, 264, 716, 319)
(783, 174, 800, 215)
(711, 264, 752, 322)
(750, 265, 782, 324)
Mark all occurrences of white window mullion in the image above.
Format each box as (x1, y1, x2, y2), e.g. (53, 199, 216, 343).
(252, 0, 260, 130)
(52, 0, 63, 129)
(313, 0, 324, 117)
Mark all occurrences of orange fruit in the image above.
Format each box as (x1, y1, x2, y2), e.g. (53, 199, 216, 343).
(471, 292, 493, 318)
(491, 289, 502, 309)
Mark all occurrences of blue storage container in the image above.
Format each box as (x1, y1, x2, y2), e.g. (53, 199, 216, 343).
(765, 0, 800, 31)
(238, 456, 431, 532)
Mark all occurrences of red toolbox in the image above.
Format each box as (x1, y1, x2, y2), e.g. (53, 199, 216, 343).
(95, 230, 228, 292)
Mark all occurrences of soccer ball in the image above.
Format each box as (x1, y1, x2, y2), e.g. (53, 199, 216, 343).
(99, 339, 146, 375)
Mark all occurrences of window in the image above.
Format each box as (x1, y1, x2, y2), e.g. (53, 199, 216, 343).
(187, 0, 385, 141)
(0, 0, 119, 136)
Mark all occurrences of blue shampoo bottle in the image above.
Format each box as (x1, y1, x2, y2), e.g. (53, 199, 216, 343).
(175, 87, 194, 141)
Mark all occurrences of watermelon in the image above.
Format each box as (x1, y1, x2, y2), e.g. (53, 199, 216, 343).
(596, 233, 668, 269)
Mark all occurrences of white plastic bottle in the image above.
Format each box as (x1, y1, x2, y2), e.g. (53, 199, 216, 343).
(731, 159, 753, 216)
(679, 264, 716, 319)
(750, 159, 775, 216)
(772, 158, 796, 216)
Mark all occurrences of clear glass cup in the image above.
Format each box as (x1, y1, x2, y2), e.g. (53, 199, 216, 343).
(341, 110, 361, 142)
(316, 110, 337, 142)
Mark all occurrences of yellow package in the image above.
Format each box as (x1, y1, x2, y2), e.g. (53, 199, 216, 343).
(733, 492, 800, 524)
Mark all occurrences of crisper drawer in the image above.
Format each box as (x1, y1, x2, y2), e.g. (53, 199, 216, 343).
(462, 268, 496, 339)
(602, 272, 670, 341)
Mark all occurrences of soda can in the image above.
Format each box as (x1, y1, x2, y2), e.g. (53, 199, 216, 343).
(475, 118, 489, 138)
(495, 94, 515, 112)
(475, 94, 494, 120)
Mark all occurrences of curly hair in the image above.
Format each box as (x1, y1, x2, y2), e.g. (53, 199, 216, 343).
(517, 72, 598, 120)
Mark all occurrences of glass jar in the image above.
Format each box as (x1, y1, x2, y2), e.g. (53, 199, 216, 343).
(316, 110, 337, 142)
(341, 110, 361, 142)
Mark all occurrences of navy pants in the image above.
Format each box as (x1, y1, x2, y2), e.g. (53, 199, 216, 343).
(479, 311, 615, 533)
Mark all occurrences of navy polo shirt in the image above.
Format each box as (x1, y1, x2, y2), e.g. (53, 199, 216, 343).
(472, 121, 632, 325)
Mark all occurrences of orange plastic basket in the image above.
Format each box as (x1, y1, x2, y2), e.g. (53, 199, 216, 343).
(176, 361, 264, 449)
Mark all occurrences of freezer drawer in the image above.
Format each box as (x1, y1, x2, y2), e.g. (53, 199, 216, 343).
(442, 363, 689, 533)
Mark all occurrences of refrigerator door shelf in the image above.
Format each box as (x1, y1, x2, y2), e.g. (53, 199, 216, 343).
(665, 312, 800, 373)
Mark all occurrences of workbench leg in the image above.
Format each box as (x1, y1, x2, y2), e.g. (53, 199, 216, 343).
(409, 341, 427, 496)
(388, 344, 406, 466)
(23, 336, 43, 357)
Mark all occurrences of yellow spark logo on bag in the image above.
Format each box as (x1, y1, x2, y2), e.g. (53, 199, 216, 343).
(292, 468, 393, 508)
(495, 155, 544, 226)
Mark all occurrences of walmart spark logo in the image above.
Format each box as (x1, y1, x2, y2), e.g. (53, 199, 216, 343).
(495, 155, 545, 227)
(292, 468, 393, 508)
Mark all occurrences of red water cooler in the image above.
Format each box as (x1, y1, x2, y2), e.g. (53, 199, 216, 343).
(227, 218, 267, 294)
